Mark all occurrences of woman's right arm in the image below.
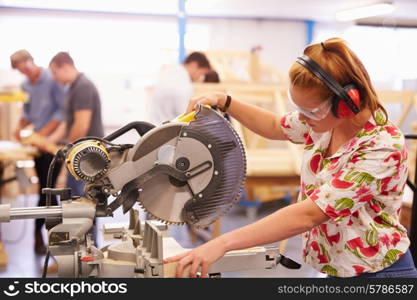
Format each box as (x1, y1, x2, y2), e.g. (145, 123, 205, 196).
(186, 92, 286, 140)
(164, 197, 329, 277)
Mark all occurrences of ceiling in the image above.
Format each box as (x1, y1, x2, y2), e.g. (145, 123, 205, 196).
(1, 0, 417, 24)
(187, 0, 417, 22)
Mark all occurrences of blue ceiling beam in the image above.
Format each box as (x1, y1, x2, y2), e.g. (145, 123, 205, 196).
(305, 20, 316, 45)
(178, 0, 187, 63)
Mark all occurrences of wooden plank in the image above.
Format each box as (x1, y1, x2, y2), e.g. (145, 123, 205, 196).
(0, 242, 7, 267)
(163, 247, 270, 277)
(245, 176, 300, 187)
(275, 88, 302, 172)
(377, 90, 416, 104)
(0, 91, 28, 103)
(202, 49, 287, 84)
(0, 102, 23, 141)
(163, 261, 192, 278)
(377, 90, 417, 127)
(279, 239, 288, 255)
(211, 220, 221, 238)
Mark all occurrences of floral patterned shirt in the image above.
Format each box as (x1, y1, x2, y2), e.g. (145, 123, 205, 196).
(280, 110, 410, 277)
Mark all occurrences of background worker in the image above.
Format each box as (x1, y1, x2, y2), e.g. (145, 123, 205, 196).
(10, 49, 65, 255)
(148, 52, 211, 125)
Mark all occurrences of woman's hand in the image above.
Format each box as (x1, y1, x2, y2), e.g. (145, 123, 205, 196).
(186, 92, 227, 114)
(163, 237, 227, 278)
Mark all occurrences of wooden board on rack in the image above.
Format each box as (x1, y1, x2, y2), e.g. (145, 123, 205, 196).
(377, 90, 417, 127)
(202, 49, 288, 84)
(0, 242, 7, 267)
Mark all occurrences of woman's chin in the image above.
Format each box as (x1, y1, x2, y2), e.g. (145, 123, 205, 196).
(311, 127, 328, 133)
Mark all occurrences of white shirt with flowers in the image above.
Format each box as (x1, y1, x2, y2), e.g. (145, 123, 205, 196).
(280, 110, 410, 277)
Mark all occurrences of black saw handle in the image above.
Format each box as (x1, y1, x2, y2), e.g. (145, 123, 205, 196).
(104, 121, 155, 141)
(279, 255, 301, 269)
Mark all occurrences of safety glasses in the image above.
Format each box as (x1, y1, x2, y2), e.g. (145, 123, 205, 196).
(287, 89, 332, 121)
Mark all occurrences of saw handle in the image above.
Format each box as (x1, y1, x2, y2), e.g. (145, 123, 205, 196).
(104, 121, 155, 141)
(278, 255, 301, 269)
(173, 110, 197, 123)
(173, 104, 215, 123)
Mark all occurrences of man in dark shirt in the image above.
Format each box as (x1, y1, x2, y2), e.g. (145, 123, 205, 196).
(49, 52, 104, 196)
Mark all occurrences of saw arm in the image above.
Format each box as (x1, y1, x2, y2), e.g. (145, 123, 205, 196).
(59, 105, 245, 228)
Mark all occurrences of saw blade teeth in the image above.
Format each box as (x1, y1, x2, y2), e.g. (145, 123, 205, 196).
(193, 192, 244, 229)
(139, 200, 186, 226)
(142, 209, 185, 226)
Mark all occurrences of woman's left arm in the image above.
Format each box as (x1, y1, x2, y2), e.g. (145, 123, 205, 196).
(164, 198, 329, 277)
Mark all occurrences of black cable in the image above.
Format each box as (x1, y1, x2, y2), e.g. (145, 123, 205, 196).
(71, 136, 124, 147)
(407, 179, 417, 193)
(42, 150, 64, 275)
(45, 154, 60, 207)
(42, 250, 50, 278)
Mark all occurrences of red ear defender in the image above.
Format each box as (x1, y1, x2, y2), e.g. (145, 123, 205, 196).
(336, 85, 361, 118)
(296, 55, 361, 119)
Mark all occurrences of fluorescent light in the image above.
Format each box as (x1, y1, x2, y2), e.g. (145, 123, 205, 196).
(336, 2, 395, 22)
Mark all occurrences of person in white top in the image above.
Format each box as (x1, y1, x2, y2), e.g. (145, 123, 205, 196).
(148, 52, 211, 125)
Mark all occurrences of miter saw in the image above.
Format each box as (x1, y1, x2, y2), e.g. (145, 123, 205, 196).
(0, 105, 300, 277)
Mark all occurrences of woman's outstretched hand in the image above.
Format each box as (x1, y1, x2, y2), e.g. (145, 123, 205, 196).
(186, 92, 227, 114)
(163, 237, 228, 278)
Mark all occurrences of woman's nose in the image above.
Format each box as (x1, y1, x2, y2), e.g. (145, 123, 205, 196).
(298, 113, 310, 122)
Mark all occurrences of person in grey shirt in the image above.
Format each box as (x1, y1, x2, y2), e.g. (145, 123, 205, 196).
(10, 49, 65, 255)
(49, 52, 104, 197)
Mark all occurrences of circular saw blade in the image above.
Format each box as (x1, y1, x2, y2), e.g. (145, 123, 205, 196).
(137, 173, 192, 225)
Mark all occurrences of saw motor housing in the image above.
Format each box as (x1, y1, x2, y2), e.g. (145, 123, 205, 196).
(66, 140, 111, 182)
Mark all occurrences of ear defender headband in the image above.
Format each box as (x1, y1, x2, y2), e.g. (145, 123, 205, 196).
(296, 55, 360, 119)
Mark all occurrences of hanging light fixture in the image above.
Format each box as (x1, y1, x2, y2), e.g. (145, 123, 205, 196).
(335, 2, 395, 22)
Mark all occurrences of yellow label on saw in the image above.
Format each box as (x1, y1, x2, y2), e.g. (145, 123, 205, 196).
(172, 105, 211, 123)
